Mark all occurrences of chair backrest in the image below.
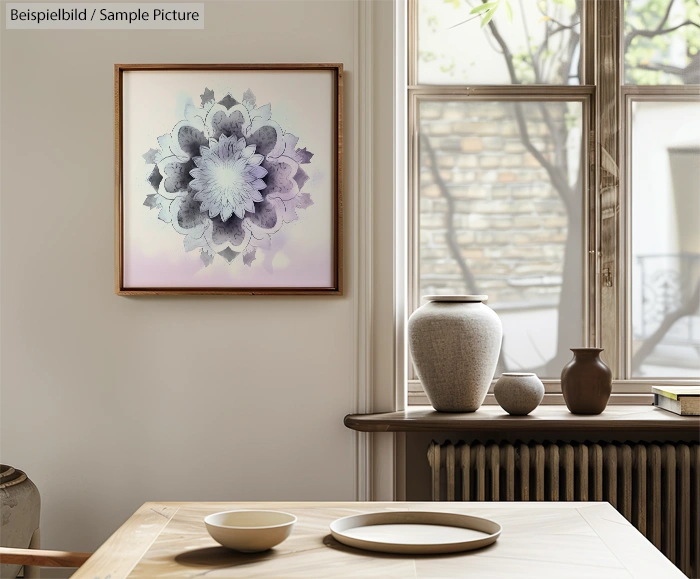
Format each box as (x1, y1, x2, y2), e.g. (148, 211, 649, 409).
(0, 547, 91, 568)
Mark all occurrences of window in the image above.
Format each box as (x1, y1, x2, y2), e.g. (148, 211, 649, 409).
(408, 0, 699, 404)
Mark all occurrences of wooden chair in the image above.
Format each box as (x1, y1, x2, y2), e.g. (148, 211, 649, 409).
(0, 547, 92, 577)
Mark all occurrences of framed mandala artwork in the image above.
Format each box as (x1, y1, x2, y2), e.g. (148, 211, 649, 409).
(115, 64, 343, 295)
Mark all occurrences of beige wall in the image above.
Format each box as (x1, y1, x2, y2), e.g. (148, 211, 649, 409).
(1, 0, 396, 557)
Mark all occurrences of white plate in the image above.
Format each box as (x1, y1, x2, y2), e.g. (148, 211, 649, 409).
(329, 511, 501, 555)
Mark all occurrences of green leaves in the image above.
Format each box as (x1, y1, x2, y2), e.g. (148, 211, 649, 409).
(469, 0, 512, 28)
(469, 2, 498, 15)
(504, 0, 513, 22)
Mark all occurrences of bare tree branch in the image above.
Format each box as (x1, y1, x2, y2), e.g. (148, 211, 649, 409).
(631, 277, 700, 373)
(447, 12, 483, 30)
(482, 5, 522, 82)
(484, 3, 581, 374)
(485, 15, 575, 212)
(519, 0, 541, 83)
(421, 134, 480, 295)
(658, 0, 678, 30)
(534, 0, 580, 30)
(633, 61, 686, 75)
(512, 103, 574, 214)
(540, 104, 563, 156)
(630, 19, 700, 43)
(622, 0, 700, 52)
(533, 21, 580, 83)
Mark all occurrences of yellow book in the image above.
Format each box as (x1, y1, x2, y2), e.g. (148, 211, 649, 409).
(652, 386, 700, 416)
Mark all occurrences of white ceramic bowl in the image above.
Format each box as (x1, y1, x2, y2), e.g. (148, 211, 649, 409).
(204, 510, 296, 552)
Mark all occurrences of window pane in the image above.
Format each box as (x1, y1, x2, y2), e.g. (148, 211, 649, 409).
(624, 0, 700, 85)
(419, 101, 583, 378)
(631, 101, 700, 378)
(417, 0, 581, 85)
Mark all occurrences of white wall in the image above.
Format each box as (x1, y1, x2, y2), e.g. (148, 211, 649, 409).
(0, 0, 396, 558)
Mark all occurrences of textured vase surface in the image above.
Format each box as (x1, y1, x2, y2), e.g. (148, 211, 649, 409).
(561, 348, 612, 415)
(408, 295, 502, 412)
(0, 465, 41, 579)
(494, 373, 544, 416)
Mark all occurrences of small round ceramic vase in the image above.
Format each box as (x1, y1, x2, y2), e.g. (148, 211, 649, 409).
(494, 373, 545, 416)
(561, 348, 612, 415)
(408, 295, 502, 412)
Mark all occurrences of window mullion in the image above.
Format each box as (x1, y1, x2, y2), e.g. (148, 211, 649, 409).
(582, 0, 597, 86)
(596, 0, 623, 378)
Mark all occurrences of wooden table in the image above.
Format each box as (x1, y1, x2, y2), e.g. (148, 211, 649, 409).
(71, 501, 685, 578)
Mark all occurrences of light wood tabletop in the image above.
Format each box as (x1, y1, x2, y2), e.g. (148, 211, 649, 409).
(70, 501, 685, 579)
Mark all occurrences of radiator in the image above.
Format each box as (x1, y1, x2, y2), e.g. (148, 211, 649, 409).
(428, 440, 700, 578)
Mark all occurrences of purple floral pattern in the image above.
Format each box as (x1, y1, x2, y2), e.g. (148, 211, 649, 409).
(142, 88, 314, 267)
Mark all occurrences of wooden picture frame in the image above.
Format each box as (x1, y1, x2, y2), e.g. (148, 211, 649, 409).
(115, 64, 343, 295)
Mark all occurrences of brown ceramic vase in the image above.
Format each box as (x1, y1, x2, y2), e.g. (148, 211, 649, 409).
(560, 348, 612, 415)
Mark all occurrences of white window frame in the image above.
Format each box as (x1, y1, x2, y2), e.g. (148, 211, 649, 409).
(405, 0, 700, 405)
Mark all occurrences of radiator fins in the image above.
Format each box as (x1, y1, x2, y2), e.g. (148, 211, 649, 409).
(428, 440, 699, 578)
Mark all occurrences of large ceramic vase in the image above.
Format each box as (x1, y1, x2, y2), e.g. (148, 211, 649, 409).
(561, 348, 612, 415)
(0, 465, 41, 579)
(408, 295, 502, 412)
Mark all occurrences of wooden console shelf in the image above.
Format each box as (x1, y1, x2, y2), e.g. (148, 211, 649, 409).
(344, 405, 700, 438)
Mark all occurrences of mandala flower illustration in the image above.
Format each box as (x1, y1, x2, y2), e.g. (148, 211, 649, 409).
(141, 88, 314, 267)
(190, 135, 267, 222)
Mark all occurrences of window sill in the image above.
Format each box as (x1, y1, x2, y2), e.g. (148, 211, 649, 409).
(344, 405, 700, 438)
(408, 391, 653, 406)
(407, 379, 656, 406)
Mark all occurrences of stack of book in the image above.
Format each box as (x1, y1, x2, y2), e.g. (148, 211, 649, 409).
(652, 386, 700, 416)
